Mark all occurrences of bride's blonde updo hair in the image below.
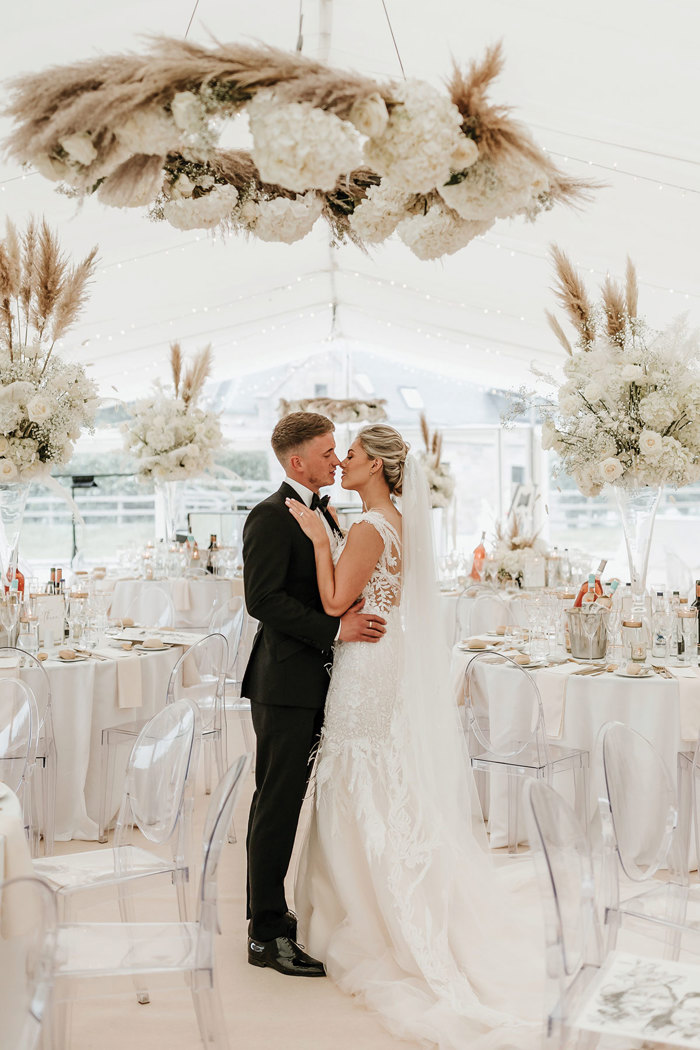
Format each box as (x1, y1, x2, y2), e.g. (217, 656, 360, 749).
(357, 425, 410, 496)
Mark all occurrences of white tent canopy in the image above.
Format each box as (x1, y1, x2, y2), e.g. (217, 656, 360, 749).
(2, 0, 699, 399)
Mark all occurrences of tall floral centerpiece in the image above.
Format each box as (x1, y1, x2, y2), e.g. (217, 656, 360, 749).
(0, 217, 98, 583)
(537, 247, 700, 617)
(416, 414, 456, 557)
(123, 343, 223, 542)
(493, 516, 547, 588)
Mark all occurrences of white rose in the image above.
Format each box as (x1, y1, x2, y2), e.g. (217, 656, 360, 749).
(599, 457, 624, 483)
(450, 137, 479, 171)
(0, 458, 18, 481)
(59, 132, 98, 167)
(639, 429, 663, 458)
(0, 437, 8, 455)
(349, 94, 389, 138)
(26, 396, 51, 423)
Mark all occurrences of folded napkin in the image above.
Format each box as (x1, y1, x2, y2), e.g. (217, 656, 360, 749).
(671, 667, 700, 741)
(171, 578, 191, 612)
(94, 648, 144, 709)
(534, 664, 579, 739)
(0, 656, 19, 679)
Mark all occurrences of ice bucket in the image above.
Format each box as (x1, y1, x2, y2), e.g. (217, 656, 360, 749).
(566, 607, 608, 660)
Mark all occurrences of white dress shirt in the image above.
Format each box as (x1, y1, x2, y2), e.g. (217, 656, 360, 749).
(284, 477, 341, 640)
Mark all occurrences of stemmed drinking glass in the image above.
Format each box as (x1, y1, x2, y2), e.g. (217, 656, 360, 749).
(0, 592, 21, 641)
(581, 604, 606, 661)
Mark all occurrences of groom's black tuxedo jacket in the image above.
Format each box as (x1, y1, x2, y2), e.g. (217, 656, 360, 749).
(241, 483, 340, 709)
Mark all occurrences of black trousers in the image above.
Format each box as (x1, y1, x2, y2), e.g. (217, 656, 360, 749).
(246, 700, 324, 941)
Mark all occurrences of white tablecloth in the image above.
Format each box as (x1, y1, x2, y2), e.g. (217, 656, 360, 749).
(451, 646, 700, 853)
(109, 577, 243, 629)
(38, 647, 181, 841)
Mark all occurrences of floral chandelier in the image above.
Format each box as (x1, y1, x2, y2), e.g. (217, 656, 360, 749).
(4, 39, 594, 260)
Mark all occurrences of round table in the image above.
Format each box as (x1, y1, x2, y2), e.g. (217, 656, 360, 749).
(0, 645, 184, 841)
(451, 645, 700, 857)
(108, 576, 244, 629)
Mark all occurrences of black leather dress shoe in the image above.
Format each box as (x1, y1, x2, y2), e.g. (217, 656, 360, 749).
(247, 934, 326, 977)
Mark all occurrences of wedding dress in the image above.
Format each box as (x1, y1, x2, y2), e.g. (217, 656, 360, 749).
(295, 458, 545, 1050)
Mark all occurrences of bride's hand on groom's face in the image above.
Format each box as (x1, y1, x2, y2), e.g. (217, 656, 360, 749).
(338, 598, 387, 643)
(286, 497, 327, 544)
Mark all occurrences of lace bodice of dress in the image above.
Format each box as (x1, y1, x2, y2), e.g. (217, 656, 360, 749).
(333, 509, 401, 615)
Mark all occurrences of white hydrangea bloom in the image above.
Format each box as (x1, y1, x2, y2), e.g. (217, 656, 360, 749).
(243, 192, 323, 244)
(438, 155, 547, 222)
(115, 107, 180, 155)
(348, 180, 413, 243)
(59, 132, 97, 167)
(170, 92, 205, 134)
(163, 185, 239, 231)
(248, 90, 362, 192)
(363, 80, 468, 194)
(397, 201, 492, 261)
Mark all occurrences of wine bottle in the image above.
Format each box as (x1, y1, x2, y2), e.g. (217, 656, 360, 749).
(470, 531, 486, 582)
(693, 581, 700, 647)
(573, 559, 608, 607)
(207, 533, 218, 575)
(581, 574, 597, 604)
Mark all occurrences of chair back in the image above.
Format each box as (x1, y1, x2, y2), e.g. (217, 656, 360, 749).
(0, 679, 39, 794)
(196, 754, 252, 948)
(526, 780, 603, 982)
(466, 592, 511, 636)
(208, 596, 245, 679)
(167, 633, 228, 736)
(116, 698, 200, 847)
(0, 648, 51, 741)
(0, 875, 57, 1050)
(125, 586, 175, 628)
(464, 651, 549, 765)
(599, 721, 677, 883)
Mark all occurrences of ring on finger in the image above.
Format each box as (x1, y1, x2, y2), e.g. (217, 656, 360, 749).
(369, 620, 373, 629)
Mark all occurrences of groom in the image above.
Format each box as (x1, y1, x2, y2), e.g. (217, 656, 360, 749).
(242, 411, 386, 977)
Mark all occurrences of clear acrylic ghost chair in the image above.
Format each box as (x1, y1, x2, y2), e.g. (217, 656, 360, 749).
(98, 635, 227, 842)
(0, 678, 40, 844)
(526, 780, 680, 1050)
(598, 721, 700, 958)
(464, 651, 589, 854)
(37, 699, 201, 936)
(0, 875, 57, 1050)
(0, 647, 56, 857)
(676, 735, 700, 874)
(208, 597, 253, 754)
(525, 779, 606, 1048)
(52, 753, 252, 1050)
(124, 586, 175, 628)
(465, 592, 512, 638)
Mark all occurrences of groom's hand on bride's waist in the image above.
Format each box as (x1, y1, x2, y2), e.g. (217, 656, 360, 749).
(338, 598, 387, 643)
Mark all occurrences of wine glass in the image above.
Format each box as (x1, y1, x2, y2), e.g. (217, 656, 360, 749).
(581, 604, 604, 661)
(0, 593, 21, 638)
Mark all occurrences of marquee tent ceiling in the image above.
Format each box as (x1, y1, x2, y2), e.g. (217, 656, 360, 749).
(2, 0, 699, 400)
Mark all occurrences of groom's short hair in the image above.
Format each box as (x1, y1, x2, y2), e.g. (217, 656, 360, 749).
(271, 412, 335, 465)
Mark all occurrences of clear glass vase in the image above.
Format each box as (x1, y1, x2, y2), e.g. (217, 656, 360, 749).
(155, 479, 182, 545)
(0, 481, 31, 588)
(614, 485, 662, 621)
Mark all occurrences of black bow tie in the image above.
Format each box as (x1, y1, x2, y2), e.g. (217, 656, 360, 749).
(310, 493, 330, 511)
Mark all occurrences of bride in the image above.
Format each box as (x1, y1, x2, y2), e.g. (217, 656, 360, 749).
(286, 424, 543, 1050)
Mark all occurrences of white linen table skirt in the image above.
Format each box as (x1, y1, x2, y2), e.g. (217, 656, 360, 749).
(41, 647, 181, 841)
(451, 646, 700, 858)
(109, 576, 243, 629)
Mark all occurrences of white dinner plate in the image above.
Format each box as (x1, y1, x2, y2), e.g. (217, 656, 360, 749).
(457, 644, 499, 653)
(135, 643, 171, 652)
(614, 666, 654, 679)
(57, 654, 90, 663)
